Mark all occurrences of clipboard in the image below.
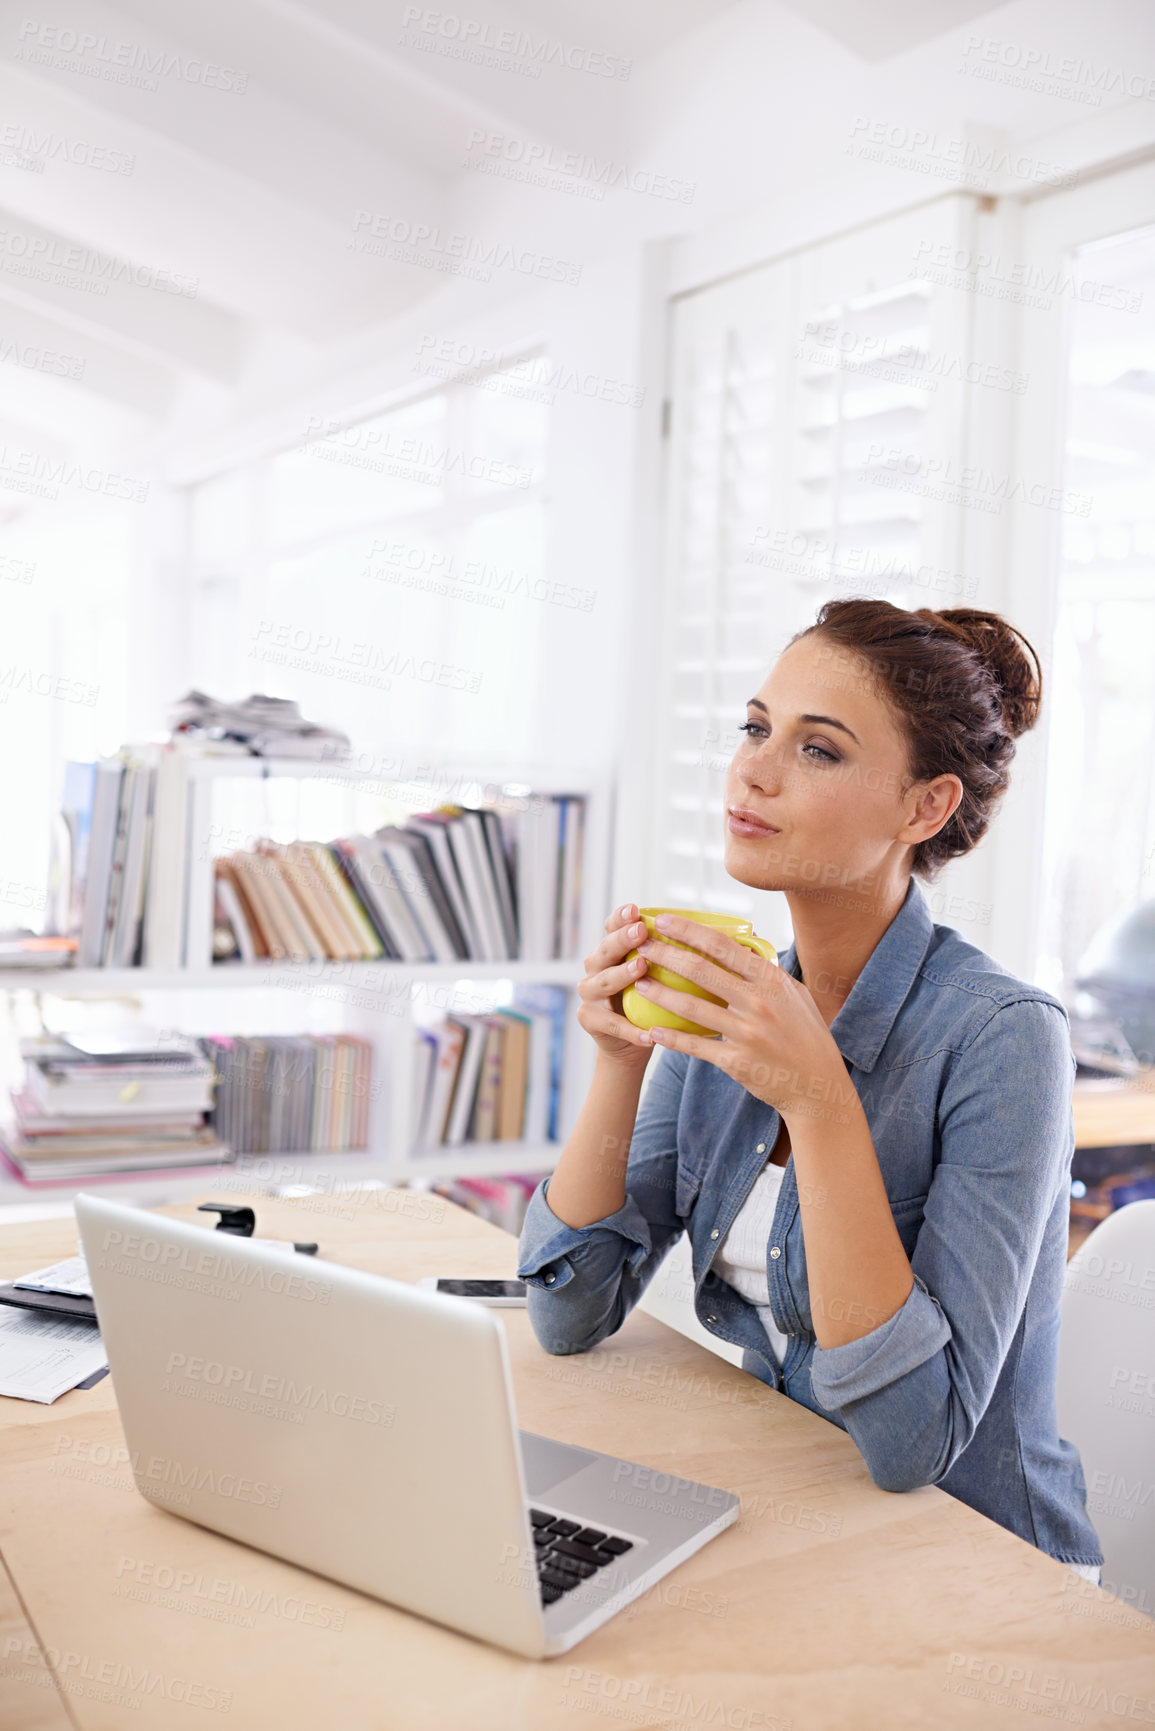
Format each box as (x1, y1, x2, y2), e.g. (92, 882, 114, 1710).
(0, 1283, 98, 1323)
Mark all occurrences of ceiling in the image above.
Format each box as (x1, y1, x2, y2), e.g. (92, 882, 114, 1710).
(0, 0, 1149, 504)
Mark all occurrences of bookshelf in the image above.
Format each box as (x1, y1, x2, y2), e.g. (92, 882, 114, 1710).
(0, 756, 613, 1210)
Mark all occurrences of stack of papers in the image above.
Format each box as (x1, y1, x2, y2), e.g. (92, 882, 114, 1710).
(0, 1253, 105, 1402)
(0, 1304, 106, 1403)
(169, 691, 352, 760)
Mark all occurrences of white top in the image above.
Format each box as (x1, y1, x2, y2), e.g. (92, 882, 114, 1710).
(712, 1158, 791, 1368)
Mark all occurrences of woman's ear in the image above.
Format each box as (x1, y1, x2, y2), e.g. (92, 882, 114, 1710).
(896, 773, 963, 846)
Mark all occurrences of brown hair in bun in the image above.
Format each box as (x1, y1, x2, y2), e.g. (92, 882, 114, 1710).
(790, 598, 1043, 881)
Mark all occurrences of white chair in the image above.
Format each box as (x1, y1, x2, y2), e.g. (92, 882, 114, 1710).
(1057, 1199, 1155, 1618)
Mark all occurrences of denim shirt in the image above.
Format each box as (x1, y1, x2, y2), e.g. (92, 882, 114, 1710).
(517, 876, 1103, 1567)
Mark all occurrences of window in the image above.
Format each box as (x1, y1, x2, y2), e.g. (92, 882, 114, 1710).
(186, 357, 551, 770)
(1038, 224, 1155, 1000)
(652, 199, 975, 949)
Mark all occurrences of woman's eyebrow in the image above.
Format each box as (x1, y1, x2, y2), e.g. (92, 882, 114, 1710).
(746, 697, 861, 747)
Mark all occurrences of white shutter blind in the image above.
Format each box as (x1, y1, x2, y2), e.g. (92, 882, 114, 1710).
(794, 280, 935, 600)
(651, 198, 977, 938)
(660, 279, 786, 917)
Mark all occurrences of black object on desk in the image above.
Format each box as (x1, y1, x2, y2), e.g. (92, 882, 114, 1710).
(198, 1202, 318, 1255)
(0, 1284, 97, 1323)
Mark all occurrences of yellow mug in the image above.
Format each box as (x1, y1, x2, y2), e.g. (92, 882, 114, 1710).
(621, 907, 778, 1040)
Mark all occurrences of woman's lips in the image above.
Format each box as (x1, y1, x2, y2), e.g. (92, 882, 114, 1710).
(727, 809, 780, 837)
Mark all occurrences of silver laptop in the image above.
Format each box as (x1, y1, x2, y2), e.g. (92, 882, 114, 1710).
(75, 1194, 739, 1659)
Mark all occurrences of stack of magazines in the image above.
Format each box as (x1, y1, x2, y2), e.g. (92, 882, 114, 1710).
(214, 797, 585, 965)
(199, 1034, 372, 1155)
(412, 983, 568, 1151)
(1, 1030, 228, 1184)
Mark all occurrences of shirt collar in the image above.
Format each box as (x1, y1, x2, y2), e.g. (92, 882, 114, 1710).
(776, 876, 936, 1074)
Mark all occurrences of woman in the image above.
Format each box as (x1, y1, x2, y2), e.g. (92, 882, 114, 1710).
(517, 598, 1103, 1581)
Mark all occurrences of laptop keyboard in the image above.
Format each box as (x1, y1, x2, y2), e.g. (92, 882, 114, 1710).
(529, 1508, 634, 1605)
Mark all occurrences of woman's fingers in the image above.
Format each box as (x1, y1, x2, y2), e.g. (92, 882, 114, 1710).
(580, 949, 648, 1002)
(586, 908, 646, 978)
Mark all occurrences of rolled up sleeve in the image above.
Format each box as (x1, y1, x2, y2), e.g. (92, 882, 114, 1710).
(516, 1047, 689, 1356)
(808, 999, 1074, 1493)
(810, 1272, 952, 1410)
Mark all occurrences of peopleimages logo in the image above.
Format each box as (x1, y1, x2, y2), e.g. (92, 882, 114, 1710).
(1, 1638, 233, 1714)
(911, 238, 1142, 314)
(398, 8, 631, 80)
(0, 123, 134, 174)
(97, 1226, 333, 1305)
(163, 1351, 395, 1426)
(464, 129, 695, 203)
(135, 1452, 283, 1509)
(350, 211, 582, 285)
(15, 19, 248, 91)
(0, 225, 198, 296)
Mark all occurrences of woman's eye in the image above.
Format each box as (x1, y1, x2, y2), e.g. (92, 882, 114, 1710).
(802, 742, 839, 764)
(737, 721, 767, 740)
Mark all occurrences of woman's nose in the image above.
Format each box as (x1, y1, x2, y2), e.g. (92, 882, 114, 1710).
(736, 740, 785, 795)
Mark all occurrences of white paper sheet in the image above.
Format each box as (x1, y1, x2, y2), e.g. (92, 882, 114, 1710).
(13, 1252, 92, 1297)
(0, 1305, 107, 1402)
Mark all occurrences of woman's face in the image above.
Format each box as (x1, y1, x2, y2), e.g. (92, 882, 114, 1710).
(723, 631, 930, 901)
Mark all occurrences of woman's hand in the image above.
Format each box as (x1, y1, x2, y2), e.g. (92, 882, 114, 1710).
(630, 913, 854, 1124)
(575, 903, 657, 1073)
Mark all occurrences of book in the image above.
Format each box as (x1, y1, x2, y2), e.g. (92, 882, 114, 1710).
(2, 1126, 225, 1163)
(441, 810, 505, 960)
(214, 869, 256, 963)
(0, 1133, 232, 1184)
(407, 814, 483, 958)
(477, 808, 519, 958)
(308, 843, 384, 959)
(494, 1010, 531, 1139)
(505, 795, 559, 960)
(109, 754, 154, 967)
(200, 1033, 372, 1155)
(228, 853, 287, 959)
(60, 760, 97, 942)
(327, 839, 400, 959)
(350, 1037, 372, 1149)
(254, 844, 324, 961)
(469, 1017, 506, 1142)
(283, 843, 358, 959)
(0, 936, 76, 969)
(345, 836, 430, 960)
(375, 828, 462, 962)
(77, 759, 123, 967)
(392, 826, 469, 958)
(511, 983, 570, 1142)
(420, 1020, 468, 1149)
(99, 758, 137, 965)
(12, 1089, 205, 1138)
(411, 1029, 438, 1148)
(559, 796, 585, 958)
(309, 1039, 333, 1150)
(443, 1015, 490, 1145)
(142, 746, 190, 968)
(23, 1061, 216, 1119)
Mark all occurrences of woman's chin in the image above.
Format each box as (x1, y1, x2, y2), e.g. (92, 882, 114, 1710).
(723, 856, 789, 894)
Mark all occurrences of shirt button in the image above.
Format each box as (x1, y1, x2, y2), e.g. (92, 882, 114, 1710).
(706, 1315, 717, 1325)
(756, 1143, 766, 1154)
(544, 1271, 555, 1284)
(769, 1246, 781, 1260)
(710, 1229, 719, 1240)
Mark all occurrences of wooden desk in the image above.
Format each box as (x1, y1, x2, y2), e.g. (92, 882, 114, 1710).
(0, 1189, 1152, 1731)
(1074, 1071, 1155, 1149)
